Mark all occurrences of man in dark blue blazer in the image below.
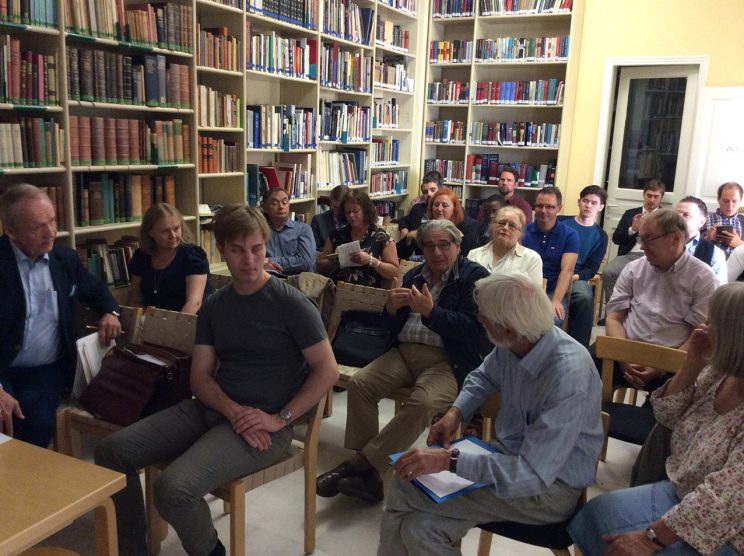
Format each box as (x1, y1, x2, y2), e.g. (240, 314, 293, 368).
(0, 184, 120, 447)
(310, 184, 348, 251)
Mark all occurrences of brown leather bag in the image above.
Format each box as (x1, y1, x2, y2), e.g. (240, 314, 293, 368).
(78, 342, 192, 426)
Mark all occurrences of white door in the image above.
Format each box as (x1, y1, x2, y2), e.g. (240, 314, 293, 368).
(603, 66, 699, 257)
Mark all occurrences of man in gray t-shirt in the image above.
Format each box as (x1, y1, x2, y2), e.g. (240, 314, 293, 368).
(96, 205, 339, 556)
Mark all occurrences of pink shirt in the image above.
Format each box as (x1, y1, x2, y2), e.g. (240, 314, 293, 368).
(652, 368, 744, 555)
(606, 252, 717, 348)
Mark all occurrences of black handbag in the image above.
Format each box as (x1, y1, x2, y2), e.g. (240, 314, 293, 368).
(331, 310, 395, 367)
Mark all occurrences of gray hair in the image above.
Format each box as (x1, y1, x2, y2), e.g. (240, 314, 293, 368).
(0, 183, 51, 229)
(417, 219, 463, 249)
(643, 208, 688, 242)
(709, 282, 744, 379)
(474, 271, 554, 343)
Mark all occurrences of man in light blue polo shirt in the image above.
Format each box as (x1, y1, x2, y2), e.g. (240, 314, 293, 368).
(522, 186, 580, 326)
(263, 187, 316, 274)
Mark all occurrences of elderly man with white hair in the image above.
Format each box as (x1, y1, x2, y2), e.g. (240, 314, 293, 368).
(378, 271, 604, 556)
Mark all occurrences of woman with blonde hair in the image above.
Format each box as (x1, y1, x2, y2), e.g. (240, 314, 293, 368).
(129, 202, 213, 313)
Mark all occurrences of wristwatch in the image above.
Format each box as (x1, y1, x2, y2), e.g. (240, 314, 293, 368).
(645, 527, 666, 549)
(279, 407, 293, 426)
(110, 310, 121, 318)
(449, 448, 460, 473)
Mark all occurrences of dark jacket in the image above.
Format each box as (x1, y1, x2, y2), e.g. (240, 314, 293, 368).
(0, 235, 119, 386)
(310, 209, 336, 250)
(389, 256, 490, 388)
(612, 206, 643, 256)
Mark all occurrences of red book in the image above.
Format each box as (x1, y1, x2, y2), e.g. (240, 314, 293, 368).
(9, 37, 20, 103)
(78, 116, 92, 165)
(91, 117, 105, 165)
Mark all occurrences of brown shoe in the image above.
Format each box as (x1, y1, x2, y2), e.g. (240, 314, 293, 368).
(337, 468, 384, 503)
(316, 460, 356, 498)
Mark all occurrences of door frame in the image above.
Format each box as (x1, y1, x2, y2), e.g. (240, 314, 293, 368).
(591, 56, 709, 192)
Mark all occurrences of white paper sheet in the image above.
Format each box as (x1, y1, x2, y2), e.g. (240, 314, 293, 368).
(72, 333, 115, 398)
(414, 438, 495, 499)
(0, 432, 11, 445)
(336, 240, 362, 269)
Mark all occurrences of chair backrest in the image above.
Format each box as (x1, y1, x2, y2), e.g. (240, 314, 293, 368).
(327, 281, 389, 342)
(595, 336, 687, 403)
(381, 223, 400, 242)
(209, 273, 232, 291)
(286, 272, 336, 329)
(140, 306, 198, 355)
(479, 393, 502, 443)
(398, 259, 422, 283)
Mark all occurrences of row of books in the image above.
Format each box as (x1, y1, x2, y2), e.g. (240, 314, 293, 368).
(377, 0, 415, 16)
(74, 172, 176, 226)
(67, 48, 190, 109)
(370, 169, 407, 197)
(0, 38, 58, 106)
(425, 119, 466, 144)
(199, 136, 239, 174)
(210, 0, 243, 9)
(371, 136, 400, 165)
(69, 116, 191, 166)
(248, 0, 318, 30)
(469, 120, 560, 147)
(322, 0, 373, 45)
(197, 85, 240, 128)
(37, 184, 67, 229)
(465, 153, 556, 186)
(0, 0, 57, 27)
(376, 17, 409, 52)
(0, 117, 62, 168)
(320, 100, 370, 143)
(197, 25, 240, 71)
(258, 159, 314, 200)
(373, 55, 413, 93)
(426, 79, 470, 104)
(65, 1, 193, 53)
(474, 35, 570, 62)
(373, 200, 400, 222)
(473, 79, 564, 105)
(200, 227, 221, 266)
(479, 0, 572, 16)
(432, 0, 474, 17)
(320, 43, 372, 92)
(245, 104, 316, 150)
(429, 40, 472, 64)
(245, 24, 318, 79)
(78, 237, 138, 286)
(424, 157, 465, 182)
(373, 97, 399, 129)
(316, 149, 366, 188)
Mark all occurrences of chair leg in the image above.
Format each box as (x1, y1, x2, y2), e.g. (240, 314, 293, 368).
(67, 413, 83, 459)
(323, 388, 333, 418)
(229, 481, 246, 556)
(476, 529, 493, 556)
(304, 440, 318, 553)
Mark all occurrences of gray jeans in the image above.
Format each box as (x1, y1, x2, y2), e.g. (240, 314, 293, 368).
(95, 399, 292, 556)
(378, 469, 581, 556)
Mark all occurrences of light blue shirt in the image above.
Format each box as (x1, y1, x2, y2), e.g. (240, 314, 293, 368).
(266, 219, 316, 275)
(685, 237, 728, 286)
(453, 327, 603, 498)
(9, 240, 61, 367)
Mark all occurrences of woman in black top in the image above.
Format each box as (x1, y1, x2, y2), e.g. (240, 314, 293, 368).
(129, 203, 213, 313)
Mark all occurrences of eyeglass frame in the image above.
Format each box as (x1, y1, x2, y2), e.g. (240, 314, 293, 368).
(491, 218, 523, 232)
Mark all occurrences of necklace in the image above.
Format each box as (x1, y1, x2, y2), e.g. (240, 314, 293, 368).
(153, 268, 165, 294)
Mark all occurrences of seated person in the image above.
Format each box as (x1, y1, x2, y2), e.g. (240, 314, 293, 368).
(316, 219, 490, 503)
(0, 184, 120, 447)
(129, 202, 213, 313)
(316, 189, 398, 288)
(497, 166, 533, 224)
(603, 179, 665, 303)
(467, 206, 542, 285)
(396, 170, 441, 259)
(559, 185, 609, 348)
(95, 205, 339, 556)
(379, 271, 603, 555)
(310, 184, 348, 250)
(728, 243, 744, 282)
(474, 193, 506, 247)
(262, 187, 316, 275)
(398, 188, 480, 260)
(602, 209, 718, 391)
(569, 282, 744, 556)
(522, 186, 579, 325)
(701, 181, 744, 257)
(676, 195, 727, 285)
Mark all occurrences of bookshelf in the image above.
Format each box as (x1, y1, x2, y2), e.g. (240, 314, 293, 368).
(423, 0, 580, 217)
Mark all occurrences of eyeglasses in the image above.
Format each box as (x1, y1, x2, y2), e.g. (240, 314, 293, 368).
(492, 219, 522, 232)
(422, 240, 454, 251)
(534, 204, 558, 210)
(639, 231, 672, 245)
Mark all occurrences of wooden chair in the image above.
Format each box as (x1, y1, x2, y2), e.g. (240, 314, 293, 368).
(587, 274, 603, 326)
(209, 272, 232, 291)
(595, 336, 686, 461)
(325, 281, 410, 416)
(145, 395, 327, 556)
(381, 222, 400, 242)
(397, 258, 422, 283)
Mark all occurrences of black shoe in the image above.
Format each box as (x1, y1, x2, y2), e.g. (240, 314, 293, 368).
(337, 469, 384, 503)
(208, 538, 226, 556)
(316, 460, 356, 498)
(597, 317, 606, 326)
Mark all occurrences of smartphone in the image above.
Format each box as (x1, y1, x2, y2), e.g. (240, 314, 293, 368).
(716, 225, 733, 239)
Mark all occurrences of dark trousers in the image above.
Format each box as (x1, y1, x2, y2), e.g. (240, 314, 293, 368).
(0, 360, 65, 447)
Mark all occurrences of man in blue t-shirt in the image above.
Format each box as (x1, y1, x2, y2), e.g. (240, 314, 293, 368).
(522, 187, 580, 326)
(560, 185, 608, 347)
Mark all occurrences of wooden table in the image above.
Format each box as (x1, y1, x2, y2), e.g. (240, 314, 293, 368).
(0, 438, 126, 556)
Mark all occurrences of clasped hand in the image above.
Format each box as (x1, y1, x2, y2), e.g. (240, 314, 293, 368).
(386, 276, 434, 317)
(230, 406, 284, 451)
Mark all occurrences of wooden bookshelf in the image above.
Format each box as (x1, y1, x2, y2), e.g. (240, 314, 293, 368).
(423, 0, 581, 217)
